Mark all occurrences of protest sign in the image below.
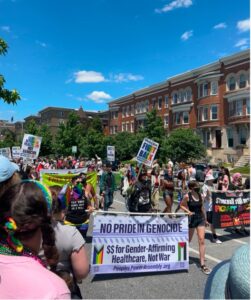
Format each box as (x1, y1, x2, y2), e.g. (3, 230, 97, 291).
(107, 146, 115, 162)
(0, 147, 12, 159)
(91, 215, 188, 274)
(12, 146, 21, 159)
(136, 138, 159, 167)
(72, 146, 77, 153)
(212, 191, 250, 228)
(21, 134, 42, 159)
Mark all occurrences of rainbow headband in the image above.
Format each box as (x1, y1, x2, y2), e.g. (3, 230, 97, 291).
(21, 180, 52, 212)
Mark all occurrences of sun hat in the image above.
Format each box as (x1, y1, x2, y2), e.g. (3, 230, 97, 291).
(205, 174, 215, 182)
(0, 155, 20, 183)
(204, 244, 250, 299)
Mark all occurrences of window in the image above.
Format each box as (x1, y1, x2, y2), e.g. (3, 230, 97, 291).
(203, 131, 210, 147)
(164, 115, 169, 127)
(183, 112, 189, 124)
(211, 105, 218, 120)
(239, 127, 247, 145)
(236, 100, 243, 116)
(198, 84, 203, 98)
(114, 125, 118, 133)
(203, 107, 208, 121)
(186, 89, 192, 101)
(164, 95, 169, 108)
(145, 100, 149, 112)
(239, 74, 246, 89)
(122, 123, 125, 132)
(198, 107, 203, 122)
(158, 97, 162, 110)
(110, 126, 113, 134)
(131, 105, 134, 116)
(246, 99, 250, 115)
(175, 113, 181, 125)
(172, 93, 178, 104)
(211, 81, 218, 95)
(229, 77, 236, 91)
(130, 121, 134, 133)
(152, 98, 156, 109)
(126, 106, 130, 117)
(122, 107, 126, 117)
(203, 83, 209, 97)
(227, 128, 234, 147)
(126, 122, 129, 132)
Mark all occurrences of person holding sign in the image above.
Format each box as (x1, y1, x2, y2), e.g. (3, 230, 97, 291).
(180, 181, 211, 275)
(99, 163, 116, 211)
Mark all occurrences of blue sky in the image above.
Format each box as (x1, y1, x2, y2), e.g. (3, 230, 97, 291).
(0, 0, 250, 122)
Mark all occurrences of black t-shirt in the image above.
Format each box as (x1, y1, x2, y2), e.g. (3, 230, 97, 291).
(65, 193, 89, 224)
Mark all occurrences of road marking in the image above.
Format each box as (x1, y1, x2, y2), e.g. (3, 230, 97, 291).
(189, 248, 222, 263)
(205, 229, 247, 245)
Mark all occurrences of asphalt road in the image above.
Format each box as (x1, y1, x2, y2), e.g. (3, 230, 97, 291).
(79, 190, 250, 299)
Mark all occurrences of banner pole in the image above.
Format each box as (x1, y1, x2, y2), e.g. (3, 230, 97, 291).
(90, 210, 189, 216)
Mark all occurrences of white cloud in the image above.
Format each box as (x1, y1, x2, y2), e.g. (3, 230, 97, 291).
(112, 73, 144, 82)
(1, 26, 10, 33)
(74, 71, 105, 83)
(213, 22, 227, 29)
(36, 40, 48, 48)
(86, 91, 112, 103)
(155, 0, 193, 13)
(181, 30, 193, 41)
(237, 18, 250, 32)
(235, 38, 249, 48)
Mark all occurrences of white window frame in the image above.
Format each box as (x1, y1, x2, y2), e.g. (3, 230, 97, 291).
(236, 99, 243, 116)
(228, 76, 236, 91)
(183, 111, 189, 124)
(130, 121, 134, 133)
(203, 82, 209, 97)
(203, 106, 209, 121)
(164, 115, 169, 127)
(210, 105, 218, 120)
(164, 95, 169, 108)
(210, 81, 218, 95)
(239, 74, 246, 89)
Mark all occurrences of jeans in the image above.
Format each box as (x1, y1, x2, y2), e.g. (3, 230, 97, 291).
(104, 189, 114, 211)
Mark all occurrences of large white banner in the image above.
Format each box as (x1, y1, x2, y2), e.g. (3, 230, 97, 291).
(21, 134, 42, 159)
(91, 215, 188, 274)
(0, 147, 12, 159)
(136, 138, 159, 167)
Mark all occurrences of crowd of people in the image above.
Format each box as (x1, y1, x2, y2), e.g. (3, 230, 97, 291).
(0, 153, 249, 298)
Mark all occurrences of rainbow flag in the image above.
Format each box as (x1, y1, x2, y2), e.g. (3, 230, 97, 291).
(58, 184, 71, 209)
(92, 246, 104, 265)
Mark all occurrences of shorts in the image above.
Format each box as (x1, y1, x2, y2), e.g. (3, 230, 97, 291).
(189, 214, 205, 228)
(163, 190, 174, 199)
(206, 211, 213, 224)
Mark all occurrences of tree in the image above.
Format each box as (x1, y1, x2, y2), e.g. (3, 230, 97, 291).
(0, 38, 20, 104)
(0, 129, 17, 148)
(38, 124, 53, 156)
(79, 129, 105, 158)
(161, 128, 206, 163)
(25, 120, 40, 135)
(54, 112, 83, 156)
(90, 116, 103, 133)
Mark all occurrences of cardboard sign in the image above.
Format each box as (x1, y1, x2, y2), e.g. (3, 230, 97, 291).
(136, 138, 159, 167)
(12, 146, 21, 159)
(107, 145, 115, 162)
(21, 134, 42, 159)
(0, 147, 12, 159)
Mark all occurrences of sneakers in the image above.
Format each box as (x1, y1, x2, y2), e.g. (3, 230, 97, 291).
(212, 238, 222, 244)
(201, 265, 211, 275)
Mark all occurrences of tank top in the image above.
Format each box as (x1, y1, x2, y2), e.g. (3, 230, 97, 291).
(187, 192, 203, 214)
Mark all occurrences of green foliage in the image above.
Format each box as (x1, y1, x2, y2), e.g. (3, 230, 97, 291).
(79, 129, 105, 158)
(54, 112, 83, 156)
(90, 116, 103, 133)
(230, 166, 250, 175)
(25, 120, 40, 135)
(161, 128, 206, 163)
(38, 124, 53, 156)
(0, 129, 17, 148)
(0, 38, 20, 104)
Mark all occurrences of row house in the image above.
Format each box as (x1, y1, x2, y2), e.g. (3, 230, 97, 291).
(108, 50, 250, 163)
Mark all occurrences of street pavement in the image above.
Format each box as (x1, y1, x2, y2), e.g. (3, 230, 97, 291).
(79, 190, 250, 299)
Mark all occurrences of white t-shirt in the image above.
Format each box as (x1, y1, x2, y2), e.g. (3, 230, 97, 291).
(202, 183, 215, 212)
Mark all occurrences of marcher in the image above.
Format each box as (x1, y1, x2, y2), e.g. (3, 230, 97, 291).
(162, 165, 174, 213)
(0, 155, 21, 198)
(151, 167, 161, 211)
(126, 169, 153, 213)
(202, 174, 222, 244)
(0, 181, 70, 298)
(175, 162, 188, 213)
(99, 162, 116, 211)
(187, 163, 196, 182)
(50, 186, 90, 299)
(180, 181, 211, 275)
(81, 176, 99, 210)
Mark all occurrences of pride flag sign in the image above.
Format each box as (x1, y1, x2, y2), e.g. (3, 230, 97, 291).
(136, 138, 159, 167)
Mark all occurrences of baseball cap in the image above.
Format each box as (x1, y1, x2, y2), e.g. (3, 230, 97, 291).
(0, 155, 20, 183)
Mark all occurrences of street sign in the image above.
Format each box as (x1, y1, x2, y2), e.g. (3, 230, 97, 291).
(107, 145, 115, 162)
(72, 146, 77, 153)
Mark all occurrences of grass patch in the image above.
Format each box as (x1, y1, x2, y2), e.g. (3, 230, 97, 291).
(230, 166, 250, 175)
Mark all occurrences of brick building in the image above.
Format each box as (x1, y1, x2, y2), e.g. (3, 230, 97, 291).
(108, 50, 250, 163)
(24, 106, 109, 136)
